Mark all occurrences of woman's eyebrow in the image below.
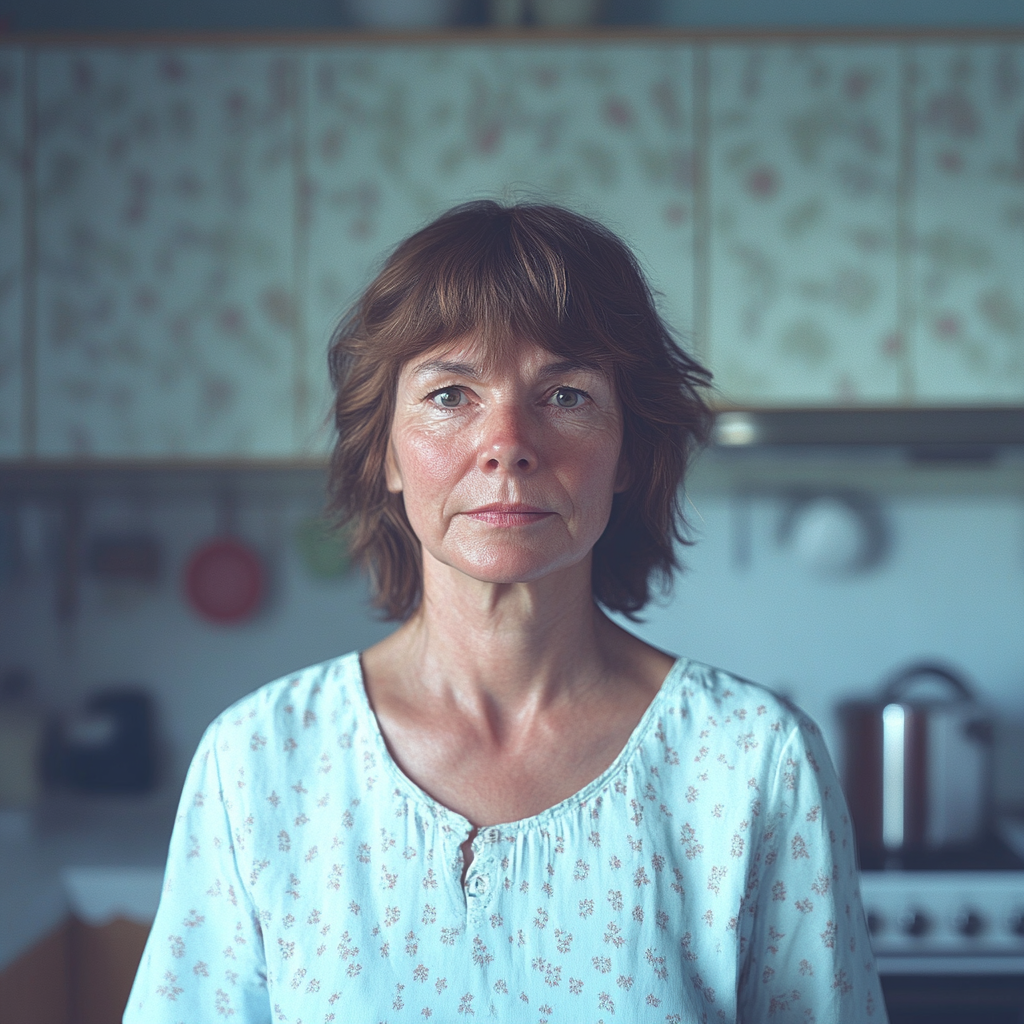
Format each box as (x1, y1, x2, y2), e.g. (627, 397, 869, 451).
(536, 359, 600, 379)
(410, 359, 482, 380)
(410, 357, 600, 381)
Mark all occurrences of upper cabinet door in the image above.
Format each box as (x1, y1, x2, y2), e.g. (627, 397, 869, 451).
(706, 43, 905, 407)
(34, 47, 299, 458)
(0, 48, 24, 457)
(911, 44, 1024, 404)
(298, 42, 696, 454)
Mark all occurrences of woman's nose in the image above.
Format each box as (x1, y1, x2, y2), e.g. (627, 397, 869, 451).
(477, 404, 538, 474)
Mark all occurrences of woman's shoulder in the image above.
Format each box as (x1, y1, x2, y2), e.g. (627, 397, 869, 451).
(670, 658, 811, 724)
(662, 658, 840, 805)
(662, 658, 827, 763)
(202, 650, 365, 750)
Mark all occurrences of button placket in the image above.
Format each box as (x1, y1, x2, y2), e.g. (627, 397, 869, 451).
(464, 840, 497, 926)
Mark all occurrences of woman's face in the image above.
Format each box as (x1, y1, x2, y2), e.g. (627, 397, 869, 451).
(386, 334, 628, 588)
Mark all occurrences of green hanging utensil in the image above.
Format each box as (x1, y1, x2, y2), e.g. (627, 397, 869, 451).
(294, 517, 352, 581)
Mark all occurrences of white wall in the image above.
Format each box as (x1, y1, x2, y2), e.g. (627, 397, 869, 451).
(617, 481, 1024, 766)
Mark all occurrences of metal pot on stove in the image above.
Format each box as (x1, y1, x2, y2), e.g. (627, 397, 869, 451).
(839, 662, 993, 868)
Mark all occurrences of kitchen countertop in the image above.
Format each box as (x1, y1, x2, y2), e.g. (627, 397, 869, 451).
(0, 793, 176, 970)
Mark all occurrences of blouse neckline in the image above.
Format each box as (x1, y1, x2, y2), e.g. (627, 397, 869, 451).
(347, 651, 690, 839)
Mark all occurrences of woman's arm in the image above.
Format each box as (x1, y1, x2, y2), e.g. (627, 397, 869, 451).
(738, 715, 887, 1023)
(124, 720, 271, 1024)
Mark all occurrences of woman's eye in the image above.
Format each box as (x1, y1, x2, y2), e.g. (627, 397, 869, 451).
(430, 388, 466, 408)
(550, 388, 585, 408)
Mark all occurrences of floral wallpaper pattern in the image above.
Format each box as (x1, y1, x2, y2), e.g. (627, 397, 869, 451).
(911, 44, 1024, 402)
(300, 43, 696, 453)
(0, 49, 24, 457)
(34, 47, 299, 457)
(706, 43, 906, 406)
(0, 41, 1020, 460)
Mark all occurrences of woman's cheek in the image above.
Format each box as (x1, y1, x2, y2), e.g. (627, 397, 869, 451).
(402, 428, 470, 491)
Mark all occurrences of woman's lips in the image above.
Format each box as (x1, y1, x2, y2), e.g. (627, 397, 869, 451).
(462, 504, 554, 526)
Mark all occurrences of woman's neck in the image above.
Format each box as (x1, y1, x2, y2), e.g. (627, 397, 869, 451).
(369, 553, 634, 719)
(358, 554, 674, 827)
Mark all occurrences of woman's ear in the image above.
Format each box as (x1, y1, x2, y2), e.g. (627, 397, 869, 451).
(385, 442, 403, 494)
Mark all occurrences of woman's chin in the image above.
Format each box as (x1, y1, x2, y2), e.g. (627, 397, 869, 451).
(426, 548, 590, 589)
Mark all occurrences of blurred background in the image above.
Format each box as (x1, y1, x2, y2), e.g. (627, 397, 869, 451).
(0, 0, 1022, 1021)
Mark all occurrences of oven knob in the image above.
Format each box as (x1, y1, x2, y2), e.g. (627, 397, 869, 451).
(1009, 911, 1024, 937)
(898, 910, 931, 937)
(954, 910, 985, 937)
(866, 911, 884, 936)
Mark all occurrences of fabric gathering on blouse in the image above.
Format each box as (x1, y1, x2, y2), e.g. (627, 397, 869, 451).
(125, 653, 885, 1024)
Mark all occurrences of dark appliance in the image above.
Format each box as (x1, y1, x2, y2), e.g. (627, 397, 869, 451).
(57, 688, 157, 795)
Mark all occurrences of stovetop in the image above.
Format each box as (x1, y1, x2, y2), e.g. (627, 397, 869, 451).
(859, 824, 1024, 974)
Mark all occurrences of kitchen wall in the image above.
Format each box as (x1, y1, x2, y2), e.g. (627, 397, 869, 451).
(629, 465, 1024, 768)
(1, 460, 1022, 796)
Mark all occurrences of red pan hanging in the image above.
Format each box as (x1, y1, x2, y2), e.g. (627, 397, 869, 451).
(183, 492, 264, 625)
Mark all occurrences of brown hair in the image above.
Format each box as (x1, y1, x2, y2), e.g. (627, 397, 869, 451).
(327, 200, 713, 620)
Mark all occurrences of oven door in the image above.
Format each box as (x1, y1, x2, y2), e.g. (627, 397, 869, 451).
(882, 972, 1024, 1024)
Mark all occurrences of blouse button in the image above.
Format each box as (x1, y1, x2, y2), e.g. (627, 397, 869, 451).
(483, 828, 500, 844)
(469, 874, 490, 896)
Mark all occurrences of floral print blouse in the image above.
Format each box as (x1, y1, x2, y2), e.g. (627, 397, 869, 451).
(125, 653, 885, 1023)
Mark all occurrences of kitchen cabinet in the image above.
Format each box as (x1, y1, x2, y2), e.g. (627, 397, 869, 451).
(0, 917, 149, 1024)
(910, 43, 1024, 403)
(0, 922, 69, 1024)
(299, 41, 696, 453)
(0, 808, 166, 1024)
(33, 47, 300, 458)
(0, 38, 1020, 463)
(705, 42, 906, 406)
(69, 916, 150, 1024)
(0, 48, 24, 459)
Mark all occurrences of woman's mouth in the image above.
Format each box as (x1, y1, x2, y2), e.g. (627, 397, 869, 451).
(463, 504, 554, 526)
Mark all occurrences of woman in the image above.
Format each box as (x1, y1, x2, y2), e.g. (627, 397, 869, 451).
(126, 202, 884, 1023)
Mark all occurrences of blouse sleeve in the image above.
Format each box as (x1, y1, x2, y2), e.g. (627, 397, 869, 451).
(737, 715, 887, 1023)
(124, 720, 271, 1024)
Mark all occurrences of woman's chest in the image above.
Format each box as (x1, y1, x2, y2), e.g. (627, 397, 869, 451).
(240, 776, 756, 1023)
(251, 846, 740, 1024)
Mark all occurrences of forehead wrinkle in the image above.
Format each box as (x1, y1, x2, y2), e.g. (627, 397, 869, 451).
(406, 340, 607, 392)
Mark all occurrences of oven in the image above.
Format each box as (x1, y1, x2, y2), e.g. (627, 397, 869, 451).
(860, 866, 1024, 1023)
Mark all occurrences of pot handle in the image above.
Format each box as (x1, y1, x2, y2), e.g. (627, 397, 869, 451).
(880, 662, 976, 703)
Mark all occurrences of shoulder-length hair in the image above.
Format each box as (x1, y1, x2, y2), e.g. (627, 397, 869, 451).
(327, 200, 713, 620)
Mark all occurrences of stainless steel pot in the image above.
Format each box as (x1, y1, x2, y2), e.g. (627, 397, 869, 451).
(840, 662, 993, 868)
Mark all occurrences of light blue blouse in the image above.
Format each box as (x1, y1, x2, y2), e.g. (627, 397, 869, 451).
(125, 653, 885, 1023)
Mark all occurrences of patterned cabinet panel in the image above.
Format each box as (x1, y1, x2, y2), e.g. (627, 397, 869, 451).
(299, 43, 695, 454)
(0, 49, 24, 457)
(706, 43, 905, 406)
(911, 44, 1024, 403)
(35, 48, 299, 458)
